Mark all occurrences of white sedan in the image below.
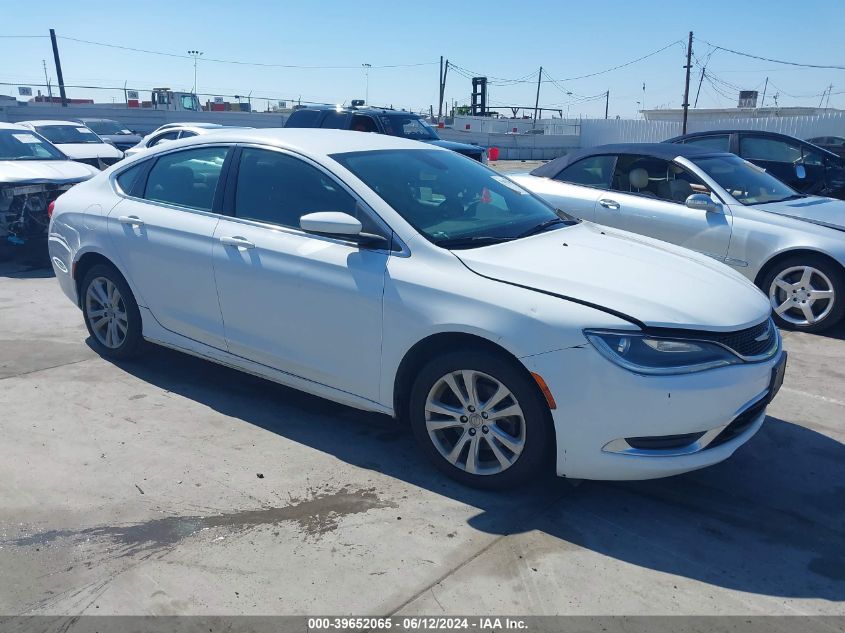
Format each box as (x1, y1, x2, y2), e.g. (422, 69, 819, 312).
(48, 129, 785, 488)
(19, 120, 124, 169)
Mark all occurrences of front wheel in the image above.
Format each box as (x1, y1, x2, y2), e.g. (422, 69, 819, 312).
(81, 264, 144, 359)
(408, 350, 554, 489)
(761, 255, 845, 333)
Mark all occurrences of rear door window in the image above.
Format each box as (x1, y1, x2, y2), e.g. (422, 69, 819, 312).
(319, 111, 351, 129)
(144, 146, 229, 211)
(740, 136, 802, 163)
(682, 134, 730, 152)
(148, 131, 179, 147)
(554, 155, 616, 188)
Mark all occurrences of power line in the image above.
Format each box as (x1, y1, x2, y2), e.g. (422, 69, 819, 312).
(700, 40, 845, 70)
(56, 35, 437, 69)
(551, 41, 684, 81)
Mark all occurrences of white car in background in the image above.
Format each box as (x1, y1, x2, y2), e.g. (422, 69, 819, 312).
(124, 123, 251, 158)
(48, 130, 785, 488)
(0, 122, 99, 258)
(19, 120, 124, 170)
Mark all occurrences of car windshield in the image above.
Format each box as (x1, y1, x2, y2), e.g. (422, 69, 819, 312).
(0, 129, 66, 160)
(379, 116, 439, 141)
(690, 154, 801, 205)
(84, 120, 132, 135)
(35, 125, 103, 145)
(332, 149, 574, 248)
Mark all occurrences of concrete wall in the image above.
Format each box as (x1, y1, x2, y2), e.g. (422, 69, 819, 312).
(438, 128, 579, 160)
(0, 104, 289, 134)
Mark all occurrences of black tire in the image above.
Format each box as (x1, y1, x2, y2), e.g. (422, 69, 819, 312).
(760, 255, 845, 333)
(409, 349, 554, 489)
(80, 263, 145, 359)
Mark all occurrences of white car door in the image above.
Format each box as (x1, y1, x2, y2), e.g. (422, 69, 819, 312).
(107, 145, 231, 349)
(592, 153, 732, 262)
(211, 146, 388, 401)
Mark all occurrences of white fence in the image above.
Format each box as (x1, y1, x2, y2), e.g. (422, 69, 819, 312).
(580, 111, 845, 147)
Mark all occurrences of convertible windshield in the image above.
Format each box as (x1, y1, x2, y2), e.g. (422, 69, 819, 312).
(83, 120, 131, 135)
(0, 129, 66, 161)
(332, 149, 574, 248)
(379, 116, 439, 141)
(690, 154, 800, 205)
(35, 125, 102, 145)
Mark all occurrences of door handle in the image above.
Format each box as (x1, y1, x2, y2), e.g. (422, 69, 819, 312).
(220, 236, 255, 249)
(118, 215, 144, 226)
(598, 199, 620, 210)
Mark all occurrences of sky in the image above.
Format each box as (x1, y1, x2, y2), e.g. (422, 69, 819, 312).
(2, 0, 843, 119)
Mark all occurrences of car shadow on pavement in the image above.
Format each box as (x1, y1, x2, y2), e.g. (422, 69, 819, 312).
(0, 257, 54, 279)
(104, 343, 845, 603)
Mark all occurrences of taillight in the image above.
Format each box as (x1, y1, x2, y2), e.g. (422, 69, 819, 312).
(47, 200, 56, 218)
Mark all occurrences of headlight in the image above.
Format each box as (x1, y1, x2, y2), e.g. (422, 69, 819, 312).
(584, 330, 742, 375)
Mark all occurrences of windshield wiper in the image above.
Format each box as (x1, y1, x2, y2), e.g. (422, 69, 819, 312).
(516, 217, 569, 239)
(435, 235, 514, 249)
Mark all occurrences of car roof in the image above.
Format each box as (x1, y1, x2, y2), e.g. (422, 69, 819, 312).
(295, 104, 421, 117)
(531, 143, 729, 178)
(158, 122, 223, 130)
(0, 122, 30, 131)
(21, 120, 92, 127)
(140, 128, 445, 158)
(666, 129, 840, 158)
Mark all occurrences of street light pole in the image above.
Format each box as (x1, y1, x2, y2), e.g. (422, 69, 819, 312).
(187, 50, 203, 94)
(362, 63, 372, 103)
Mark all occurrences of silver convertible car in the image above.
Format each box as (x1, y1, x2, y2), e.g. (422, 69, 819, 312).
(511, 143, 845, 333)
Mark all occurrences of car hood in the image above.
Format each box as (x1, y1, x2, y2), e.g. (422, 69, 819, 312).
(752, 196, 845, 231)
(426, 139, 484, 154)
(53, 143, 124, 160)
(0, 159, 100, 184)
(454, 222, 770, 331)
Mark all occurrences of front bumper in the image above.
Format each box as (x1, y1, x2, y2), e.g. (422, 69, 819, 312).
(522, 342, 783, 480)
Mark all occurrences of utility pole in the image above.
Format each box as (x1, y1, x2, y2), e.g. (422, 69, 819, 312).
(362, 63, 371, 103)
(682, 30, 693, 134)
(41, 59, 53, 105)
(533, 66, 542, 126)
(49, 29, 67, 107)
(438, 58, 449, 121)
(760, 77, 768, 108)
(694, 64, 705, 108)
(187, 50, 203, 94)
(604, 90, 609, 119)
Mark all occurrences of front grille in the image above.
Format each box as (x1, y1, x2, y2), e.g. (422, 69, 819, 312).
(707, 397, 768, 449)
(706, 320, 774, 358)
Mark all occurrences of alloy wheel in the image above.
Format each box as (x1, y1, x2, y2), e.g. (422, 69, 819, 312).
(424, 370, 526, 475)
(85, 276, 129, 349)
(769, 265, 835, 327)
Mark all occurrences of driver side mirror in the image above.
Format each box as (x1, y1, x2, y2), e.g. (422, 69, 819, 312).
(300, 212, 388, 247)
(685, 193, 723, 214)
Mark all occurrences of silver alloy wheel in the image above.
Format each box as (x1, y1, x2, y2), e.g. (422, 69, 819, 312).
(424, 370, 526, 476)
(85, 276, 129, 349)
(769, 265, 835, 326)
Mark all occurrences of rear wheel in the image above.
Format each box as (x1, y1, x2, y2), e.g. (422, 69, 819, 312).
(409, 350, 554, 489)
(81, 264, 144, 359)
(761, 255, 845, 333)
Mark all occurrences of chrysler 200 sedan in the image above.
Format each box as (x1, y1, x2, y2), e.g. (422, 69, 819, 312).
(48, 130, 785, 489)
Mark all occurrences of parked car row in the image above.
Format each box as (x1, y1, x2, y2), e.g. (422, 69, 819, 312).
(48, 128, 788, 490)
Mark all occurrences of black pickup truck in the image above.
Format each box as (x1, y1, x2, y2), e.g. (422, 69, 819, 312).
(285, 104, 487, 163)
